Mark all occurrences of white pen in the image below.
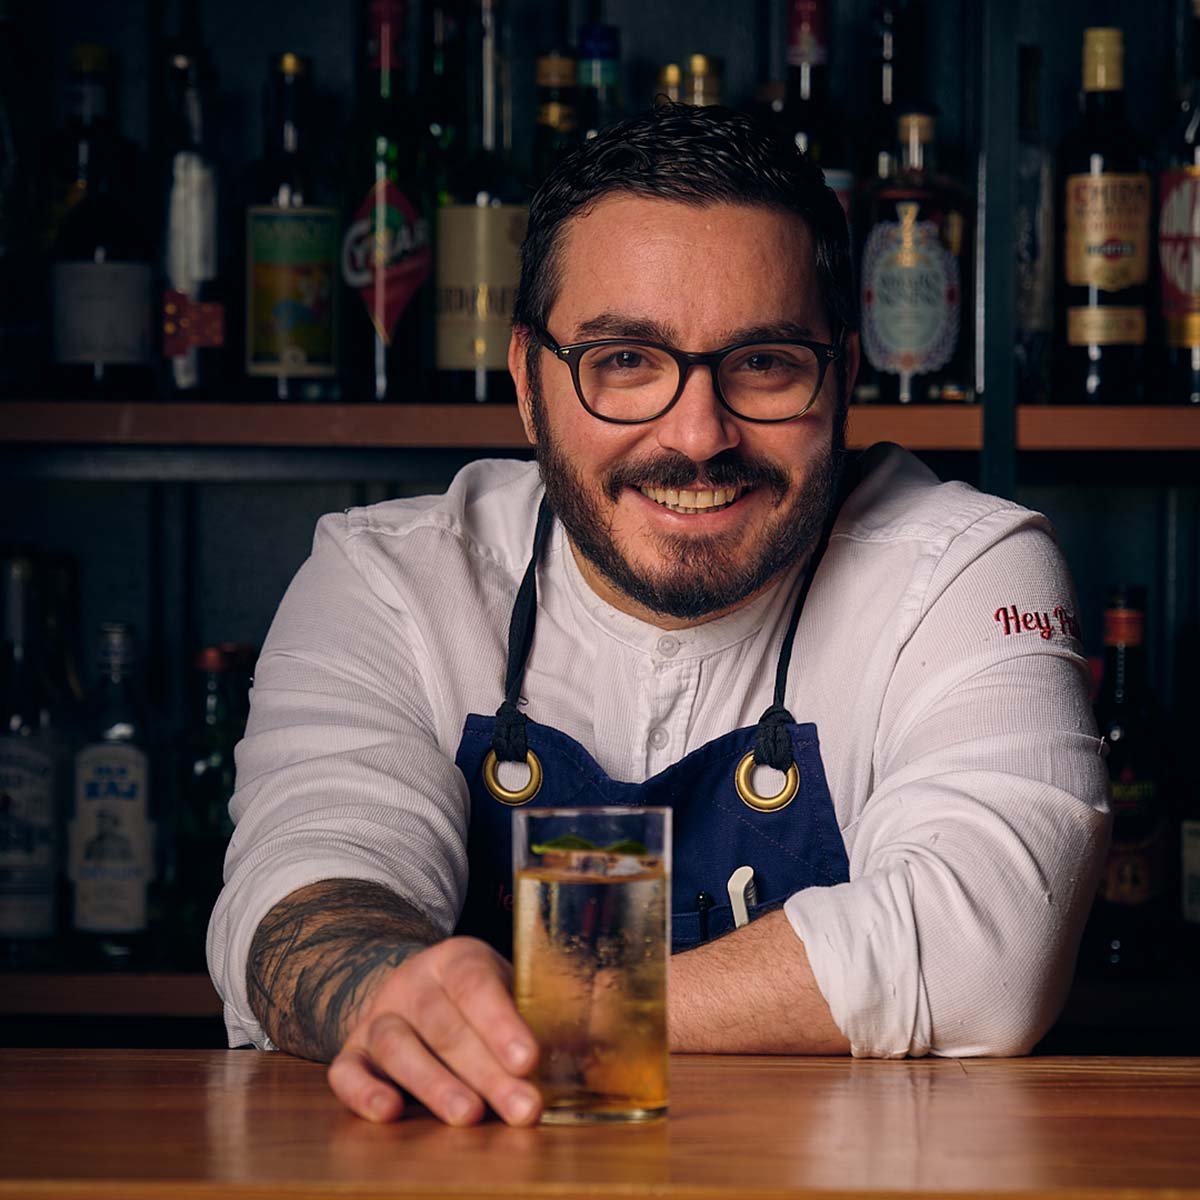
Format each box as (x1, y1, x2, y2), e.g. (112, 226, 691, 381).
(726, 865, 758, 929)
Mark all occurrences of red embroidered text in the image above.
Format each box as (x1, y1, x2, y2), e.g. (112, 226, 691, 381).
(994, 604, 1080, 641)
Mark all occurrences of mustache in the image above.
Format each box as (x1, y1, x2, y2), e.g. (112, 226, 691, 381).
(605, 450, 790, 501)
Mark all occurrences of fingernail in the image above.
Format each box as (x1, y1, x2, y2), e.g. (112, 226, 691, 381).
(447, 1093, 474, 1123)
(506, 1090, 537, 1125)
(506, 1039, 532, 1070)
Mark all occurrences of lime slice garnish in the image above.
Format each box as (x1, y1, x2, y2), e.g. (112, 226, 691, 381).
(529, 834, 649, 855)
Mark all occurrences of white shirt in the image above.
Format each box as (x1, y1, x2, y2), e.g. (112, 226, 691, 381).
(208, 444, 1111, 1057)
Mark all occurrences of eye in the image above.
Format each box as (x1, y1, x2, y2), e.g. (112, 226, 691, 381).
(596, 349, 647, 370)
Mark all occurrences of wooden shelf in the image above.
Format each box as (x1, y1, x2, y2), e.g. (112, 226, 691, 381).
(1018, 405, 1200, 450)
(8, 401, 1198, 455)
(1, 973, 222, 1018)
(1, 400, 983, 451)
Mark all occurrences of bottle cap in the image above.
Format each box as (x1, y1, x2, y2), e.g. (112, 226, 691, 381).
(536, 52, 576, 89)
(1103, 584, 1146, 647)
(70, 43, 111, 74)
(897, 112, 935, 144)
(1082, 27, 1123, 93)
(658, 62, 682, 88)
(275, 51, 308, 78)
(195, 646, 230, 673)
(684, 54, 721, 105)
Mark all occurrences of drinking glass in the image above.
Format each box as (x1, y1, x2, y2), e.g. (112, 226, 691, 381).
(512, 806, 671, 1123)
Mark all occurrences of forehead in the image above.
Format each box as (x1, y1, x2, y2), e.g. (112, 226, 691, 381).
(549, 195, 823, 339)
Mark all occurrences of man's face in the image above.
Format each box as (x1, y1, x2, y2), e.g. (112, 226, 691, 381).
(509, 196, 856, 628)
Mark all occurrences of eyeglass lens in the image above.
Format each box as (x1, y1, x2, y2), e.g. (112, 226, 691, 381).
(576, 342, 822, 420)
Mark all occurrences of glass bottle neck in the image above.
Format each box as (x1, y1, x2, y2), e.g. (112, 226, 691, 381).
(900, 136, 933, 173)
(1082, 88, 1126, 119)
(1101, 641, 1147, 706)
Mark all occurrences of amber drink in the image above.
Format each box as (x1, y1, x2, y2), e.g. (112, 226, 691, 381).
(513, 807, 670, 1123)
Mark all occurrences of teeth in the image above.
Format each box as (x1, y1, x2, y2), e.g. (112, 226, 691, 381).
(639, 485, 740, 513)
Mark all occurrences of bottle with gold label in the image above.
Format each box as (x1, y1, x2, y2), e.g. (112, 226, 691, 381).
(1054, 28, 1151, 405)
(1159, 0, 1200, 405)
(532, 50, 577, 184)
(857, 112, 973, 404)
(682, 55, 721, 107)
(1079, 586, 1172, 979)
(434, 0, 526, 403)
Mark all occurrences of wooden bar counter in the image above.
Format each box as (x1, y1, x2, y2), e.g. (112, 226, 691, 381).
(1, 1050, 1198, 1199)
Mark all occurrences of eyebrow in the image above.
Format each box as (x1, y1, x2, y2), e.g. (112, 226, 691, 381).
(571, 312, 819, 346)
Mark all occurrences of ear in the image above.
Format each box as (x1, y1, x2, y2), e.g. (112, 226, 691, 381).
(509, 327, 537, 446)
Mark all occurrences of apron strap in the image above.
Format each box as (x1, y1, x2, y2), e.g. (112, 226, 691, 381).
(491, 499, 554, 763)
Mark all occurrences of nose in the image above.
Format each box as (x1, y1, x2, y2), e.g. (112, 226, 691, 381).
(653, 361, 741, 463)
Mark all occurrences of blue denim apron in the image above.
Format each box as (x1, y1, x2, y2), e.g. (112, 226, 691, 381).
(453, 496, 850, 958)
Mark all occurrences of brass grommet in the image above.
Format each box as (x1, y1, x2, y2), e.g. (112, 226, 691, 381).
(482, 749, 543, 806)
(734, 751, 799, 812)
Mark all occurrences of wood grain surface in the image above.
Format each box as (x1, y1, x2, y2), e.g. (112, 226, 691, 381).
(1, 1051, 1198, 1199)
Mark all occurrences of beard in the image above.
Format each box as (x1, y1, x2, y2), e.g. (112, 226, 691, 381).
(528, 386, 844, 622)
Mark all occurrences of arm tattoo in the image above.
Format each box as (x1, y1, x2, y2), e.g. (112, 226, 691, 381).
(246, 879, 442, 1062)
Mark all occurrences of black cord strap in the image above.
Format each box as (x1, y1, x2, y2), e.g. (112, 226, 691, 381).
(491, 499, 554, 763)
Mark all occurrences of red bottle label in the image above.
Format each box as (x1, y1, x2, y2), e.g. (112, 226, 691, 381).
(341, 181, 431, 345)
(786, 0, 828, 67)
(1159, 166, 1200, 345)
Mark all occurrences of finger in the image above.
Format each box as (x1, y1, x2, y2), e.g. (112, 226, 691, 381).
(407, 977, 541, 1127)
(438, 945, 539, 1077)
(363, 1013, 487, 1127)
(327, 1045, 406, 1123)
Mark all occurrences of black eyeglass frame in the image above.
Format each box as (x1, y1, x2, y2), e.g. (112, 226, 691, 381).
(531, 325, 845, 425)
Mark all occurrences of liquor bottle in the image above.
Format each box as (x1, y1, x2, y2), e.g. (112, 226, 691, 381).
(1015, 45, 1053, 405)
(0, 556, 59, 966)
(341, 0, 433, 403)
(532, 51, 578, 184)
(161, 42, 225, 397)
(1159, 0, 1200, 405)
(858, 112, 973, 404)
(1079, 587, 1172, 978)
(172, 646, 237, 967)
(68, 622, 156, 967)
(576, 21, 622, 142)
(656, 63, 683, 106)
(1055, 28, 1151, 405)
(217, 640, 258, 742)
(0, 0, 38, 396)
(433, 0, 527, 404)
(683, 54, 721, 107)
(859, 2, 898, 186)
(50, 45, 155, 400)
(782, 0, 853, 219)
(245, 53, 340, 402)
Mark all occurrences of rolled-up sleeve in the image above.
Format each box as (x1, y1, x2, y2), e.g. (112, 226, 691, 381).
(785, 517, 1111, 1058)
(206, 514, 470, 1049)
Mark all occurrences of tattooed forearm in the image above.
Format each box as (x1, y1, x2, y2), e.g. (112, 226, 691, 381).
(247, 879, 441, 1061)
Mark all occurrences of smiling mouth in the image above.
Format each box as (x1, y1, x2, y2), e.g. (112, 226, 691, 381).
(637, 485, 743, 514)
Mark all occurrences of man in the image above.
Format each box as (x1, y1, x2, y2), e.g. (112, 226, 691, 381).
(208, 104, 1110, 1128)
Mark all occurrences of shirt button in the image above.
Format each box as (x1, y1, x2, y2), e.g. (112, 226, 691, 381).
(649, 727, 669, 749)
(656, 635, 680, 658)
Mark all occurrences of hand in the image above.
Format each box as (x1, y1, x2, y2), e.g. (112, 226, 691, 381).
(326, 936, 543, 1127)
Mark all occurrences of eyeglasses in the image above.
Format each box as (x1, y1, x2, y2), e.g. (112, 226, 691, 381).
(532, 325, 843, 425)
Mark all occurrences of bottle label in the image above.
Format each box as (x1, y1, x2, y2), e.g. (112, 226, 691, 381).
(1159, 166, 1200, 347)
(786, 0, 828, 66)
(435, 205, 528, 371)
(166, 151, 218, 291)
(1101, 765, 1167, 907)
(245, 206, 339, 378)
(860, 201, 961, 378)
(70, 743, 153, 934)
(0, 739, 56, 938)
(1183, 817, 1200, 925)
(341, 181, 431, 345)
(52, 262, 153, 365)
(822, 168, 855, 224)
(1064, 172, 1151, 291)
(1066, 305, 1146, 346)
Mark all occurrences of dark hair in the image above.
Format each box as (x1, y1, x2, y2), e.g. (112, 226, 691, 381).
(512, 102, 856, 361)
